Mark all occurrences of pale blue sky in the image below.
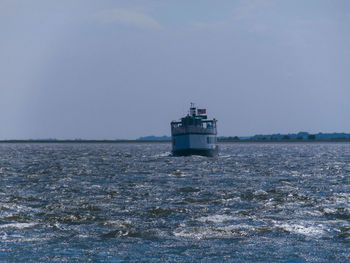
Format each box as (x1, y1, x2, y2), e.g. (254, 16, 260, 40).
(1, 0, 350, 139)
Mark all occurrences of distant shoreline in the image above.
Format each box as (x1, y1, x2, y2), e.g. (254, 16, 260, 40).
(0, 140, 169, 143)
(1, 139, 350, 143)
(3, 131, 350, 143)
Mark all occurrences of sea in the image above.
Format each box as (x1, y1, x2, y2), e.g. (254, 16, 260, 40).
(0, 142, 350, 262)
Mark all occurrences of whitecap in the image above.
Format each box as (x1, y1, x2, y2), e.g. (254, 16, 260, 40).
(218, 154, 231, 158)
(323, 208, 337, 214)
(173, 224, 252, 239)
(152, 152, 171, 157)
(0, 222, 37, 229)
(253, 189, 268, 196)
(197, 214, 238, 223)
(169, 170, 190, 177)
(275, 222, 326, 237)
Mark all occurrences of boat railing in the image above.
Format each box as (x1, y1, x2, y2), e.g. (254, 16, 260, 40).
(171, 126, 216, 135)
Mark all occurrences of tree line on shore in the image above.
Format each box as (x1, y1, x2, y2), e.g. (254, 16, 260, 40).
(219, 132, 350, 142)
(2, 132, 350, 142)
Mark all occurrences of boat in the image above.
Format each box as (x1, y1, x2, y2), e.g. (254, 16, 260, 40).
(171, 103, 218, 157)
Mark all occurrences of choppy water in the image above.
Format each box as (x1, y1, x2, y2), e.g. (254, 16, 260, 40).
(1, 142, 350, 262)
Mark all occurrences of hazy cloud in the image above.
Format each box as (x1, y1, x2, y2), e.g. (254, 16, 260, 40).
(188, 0, 272, 31)
(95, 8, 162, 30)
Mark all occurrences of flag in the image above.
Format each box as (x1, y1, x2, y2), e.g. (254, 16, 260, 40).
(197, 109, 206, 114)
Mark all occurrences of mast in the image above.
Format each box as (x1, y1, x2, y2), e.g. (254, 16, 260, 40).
(190, 102, 196, 117)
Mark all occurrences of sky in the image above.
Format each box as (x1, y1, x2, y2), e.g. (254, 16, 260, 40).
(1, 0, 350, 139)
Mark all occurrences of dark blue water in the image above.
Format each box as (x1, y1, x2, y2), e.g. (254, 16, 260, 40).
(0, 142, 350, 262)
